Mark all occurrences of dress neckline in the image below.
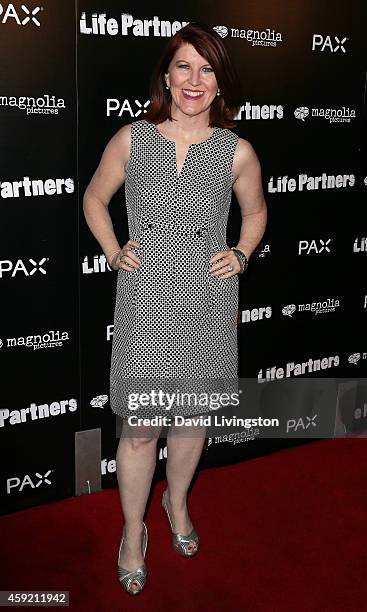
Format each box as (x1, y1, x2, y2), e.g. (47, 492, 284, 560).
(150, 120, 219, 147)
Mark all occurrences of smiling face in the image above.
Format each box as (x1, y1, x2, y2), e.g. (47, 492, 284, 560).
(164, 42, 218, 118)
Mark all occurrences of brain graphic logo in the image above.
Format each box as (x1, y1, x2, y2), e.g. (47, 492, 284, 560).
(364, 176, 367, 186)
(348, 353, 360, 365)
(90, 394, 109, 408)
(282, 304, 296, 317)
(294, 107, 309, 121)
(213, 25, 228, 38)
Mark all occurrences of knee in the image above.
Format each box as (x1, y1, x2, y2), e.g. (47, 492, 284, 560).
(124, 435, 159, 451)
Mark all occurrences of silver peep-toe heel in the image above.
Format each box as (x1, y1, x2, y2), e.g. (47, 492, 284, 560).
(162, 489, 199, 557)
(117, 521, 148, 595)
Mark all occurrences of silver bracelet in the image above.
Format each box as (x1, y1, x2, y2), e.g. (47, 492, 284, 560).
(230, 247, 249, 274)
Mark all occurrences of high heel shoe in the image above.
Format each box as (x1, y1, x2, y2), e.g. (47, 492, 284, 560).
(161, 489, 199, 557)
(117, 522, 148, 595)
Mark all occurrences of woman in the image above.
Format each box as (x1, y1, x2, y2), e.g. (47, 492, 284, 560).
(83, 22, 267, 595)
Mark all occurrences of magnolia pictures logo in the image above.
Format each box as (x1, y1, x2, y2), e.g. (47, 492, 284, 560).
(282, 298, 341, 318)
(0, 329, 70, 351)
(294, 105, 356, 123)
(213, 24, 283, 47)
(0, 94, 66, 116)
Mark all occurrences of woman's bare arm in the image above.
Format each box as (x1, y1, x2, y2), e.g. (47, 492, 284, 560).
(82, 124, 132, 265)
(232, 138, 267, 259)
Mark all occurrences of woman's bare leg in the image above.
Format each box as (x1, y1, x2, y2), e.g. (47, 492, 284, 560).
(165, 424, 206, 538)
(116, 419, 162, 591)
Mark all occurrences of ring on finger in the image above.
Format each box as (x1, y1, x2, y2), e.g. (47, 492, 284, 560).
(227, 264, 233, 272)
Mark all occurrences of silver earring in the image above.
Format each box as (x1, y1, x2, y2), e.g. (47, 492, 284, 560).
(216, 89, 220, 96)
(166, 84, 169, 89)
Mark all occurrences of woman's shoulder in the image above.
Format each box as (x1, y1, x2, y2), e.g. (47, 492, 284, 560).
(111, 122, 132, 148)
(232, 135, 260, 181)
(109, 120, 152, 169)
(216, 124, 255, 157)
(113, 119, 149, 141)
(215, 124, 241, 144)
(121, 119, 154, 140)
(110, 120, 149, 155)
(234, 136, 257, 160)
(130, 118, 152, 130)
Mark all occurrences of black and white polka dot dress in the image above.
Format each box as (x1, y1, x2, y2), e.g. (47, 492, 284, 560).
(110, 118, 240, 419)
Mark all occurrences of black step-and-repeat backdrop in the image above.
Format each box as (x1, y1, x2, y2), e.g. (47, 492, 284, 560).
(1, 1, 366, 514)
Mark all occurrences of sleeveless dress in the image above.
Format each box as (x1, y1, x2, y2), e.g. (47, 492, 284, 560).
(110, 118, 240, 419)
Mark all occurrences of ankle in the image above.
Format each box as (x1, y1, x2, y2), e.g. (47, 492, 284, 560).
(123, 521, 144, 537)
(166, 489, 187, 511)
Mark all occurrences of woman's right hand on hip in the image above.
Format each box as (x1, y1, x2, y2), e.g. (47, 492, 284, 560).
(108, 239, 141, 271)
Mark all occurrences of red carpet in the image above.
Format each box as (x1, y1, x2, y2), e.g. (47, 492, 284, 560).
(1, 439, 366, 611)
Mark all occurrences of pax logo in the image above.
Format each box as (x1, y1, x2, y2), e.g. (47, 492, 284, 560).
(298, 239, 332, 255)
(312, 34, 348, 53)
(7, 469, 53, 494)
(0, 257, 49, 278)
(287, 415, 318, 432)
(0, 4, 42, 26)
(107, 98, 150, 117)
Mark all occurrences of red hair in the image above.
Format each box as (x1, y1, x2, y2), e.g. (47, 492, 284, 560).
(143, 22, 241, 129)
